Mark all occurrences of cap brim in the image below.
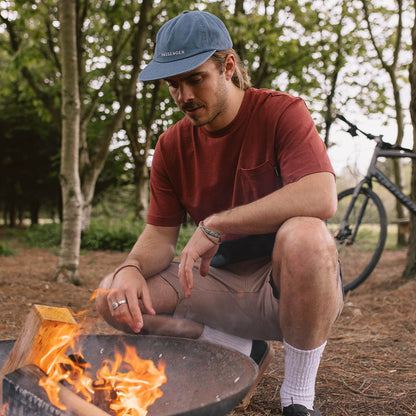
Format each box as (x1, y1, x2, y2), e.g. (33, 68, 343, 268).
(138, 50, 216, 81)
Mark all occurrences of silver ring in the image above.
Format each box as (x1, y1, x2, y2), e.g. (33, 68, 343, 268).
(112, 299, 127, 310)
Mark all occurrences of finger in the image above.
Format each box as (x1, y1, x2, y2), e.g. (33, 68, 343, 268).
(181, 256, 194, 298)
(108, 296, 138, 333)
(185, 266, 194, 291)
(199, 257, 210, 276)
(181, 256, 195, 298)
(140, 285, 156, 316)
(125, 292, 144, 333)
(107, 291, 124, 316)
(178, 257, 192, 298)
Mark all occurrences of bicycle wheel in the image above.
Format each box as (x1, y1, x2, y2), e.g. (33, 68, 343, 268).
(327, 187, 387, 293)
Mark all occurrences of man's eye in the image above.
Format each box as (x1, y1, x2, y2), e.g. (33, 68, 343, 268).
(189, 77, 202, 85)
(168, 82, 178, 89)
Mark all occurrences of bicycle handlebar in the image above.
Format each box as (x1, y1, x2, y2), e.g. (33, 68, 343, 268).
(336, 114, 412, 152)
(336, 114, 379, 141)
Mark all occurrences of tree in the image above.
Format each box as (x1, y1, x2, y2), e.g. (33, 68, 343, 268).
(403, 0, 416, 279)
(362, 0, 410, 244)
(57, 0, 82, 284)
(0, 93, 61, 226)
(1, 0, 154, 282)
(0, 0, 152, 229)
(211, 0, 377, 144)
(123, 80, 162, 219)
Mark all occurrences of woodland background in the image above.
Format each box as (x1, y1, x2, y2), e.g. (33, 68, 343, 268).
(0, 0, 416, 282)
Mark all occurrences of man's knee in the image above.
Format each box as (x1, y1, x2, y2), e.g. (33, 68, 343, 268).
(273, 217, 343, 324)
(273, 217, 336, 265)
(271, 217, 338, 296)
(146, 275, 178, 313)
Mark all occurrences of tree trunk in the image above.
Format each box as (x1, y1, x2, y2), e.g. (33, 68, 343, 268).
(78, 0, 152, 231)
(391, 72, 406, 245)
(323, 20, 343, 147)
(233, 0, 246, 63)
(55, 0, 82, 285)
(402, 1, 416, 280)
(29, 199, 40, 226)
(125, 78, 161, 220)
(134, 163, 149, 219)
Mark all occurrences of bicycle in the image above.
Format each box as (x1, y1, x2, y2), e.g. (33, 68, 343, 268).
(328, 114, 416, 293)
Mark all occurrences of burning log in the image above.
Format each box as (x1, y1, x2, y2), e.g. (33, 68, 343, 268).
(0, 305, 111, 415)
(0, 304, 77, 404)
(3, 364, 111, 416)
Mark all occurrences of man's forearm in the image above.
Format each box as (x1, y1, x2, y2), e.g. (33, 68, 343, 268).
(204, 172, 337, 236)
(120, 224, 180, 278)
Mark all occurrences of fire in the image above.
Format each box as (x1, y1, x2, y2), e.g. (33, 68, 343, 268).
(37, 313, 166, 416)
(95, 344, 166, 416)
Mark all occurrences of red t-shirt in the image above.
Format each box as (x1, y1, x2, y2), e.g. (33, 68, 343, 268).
(147, 88, 334, 240)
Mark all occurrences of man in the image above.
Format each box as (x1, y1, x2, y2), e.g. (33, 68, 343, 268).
(96, 10, 343, 416)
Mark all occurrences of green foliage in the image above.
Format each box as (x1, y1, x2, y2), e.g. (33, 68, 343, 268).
(0, 242, 14, 256)
(81, 219, 145, 252)
(22, 218, 195, 254)
(175, 223, 196, 256)
(24, 223, 62, 248)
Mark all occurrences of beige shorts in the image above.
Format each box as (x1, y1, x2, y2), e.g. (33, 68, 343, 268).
(158, 257, 282, 340)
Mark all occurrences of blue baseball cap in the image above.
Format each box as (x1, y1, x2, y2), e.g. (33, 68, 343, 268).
(139, 10, 233, 82)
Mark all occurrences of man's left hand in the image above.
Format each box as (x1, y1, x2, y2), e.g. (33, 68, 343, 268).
(178, 226, 219, 297)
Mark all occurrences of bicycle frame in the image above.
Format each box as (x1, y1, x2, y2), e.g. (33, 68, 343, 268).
(333, 114, 415, 291)
(353, 141, 416, 214)
(340, 141, 416, 245)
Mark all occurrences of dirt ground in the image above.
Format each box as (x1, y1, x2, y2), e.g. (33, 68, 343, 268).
(0, 228, 415, 416)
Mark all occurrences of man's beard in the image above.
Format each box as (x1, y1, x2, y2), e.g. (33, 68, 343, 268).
(184, 105, 223, 127)
(179, 80, 227, 128)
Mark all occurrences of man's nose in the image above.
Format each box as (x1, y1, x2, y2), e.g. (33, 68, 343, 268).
(177, 84, 194, 102)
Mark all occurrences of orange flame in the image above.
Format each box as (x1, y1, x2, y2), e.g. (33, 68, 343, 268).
(96, 344, 166, 416)
(37, 315, 166, 415)
(1, 400, 10, 416)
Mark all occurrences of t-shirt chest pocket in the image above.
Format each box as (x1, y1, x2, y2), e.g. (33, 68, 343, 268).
(233, 160, 282, 206)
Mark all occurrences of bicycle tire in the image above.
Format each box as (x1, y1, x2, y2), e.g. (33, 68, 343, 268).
(327, 187, 387, 293)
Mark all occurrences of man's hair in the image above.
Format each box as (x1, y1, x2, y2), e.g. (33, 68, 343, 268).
(210, 49, 251, 91)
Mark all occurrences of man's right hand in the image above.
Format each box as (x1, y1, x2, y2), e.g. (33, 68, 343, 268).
(106, 266, 156, 333)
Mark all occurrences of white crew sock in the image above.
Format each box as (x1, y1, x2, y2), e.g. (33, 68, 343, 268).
(280, 339, 327, 410)
(199, 325, 252, 356)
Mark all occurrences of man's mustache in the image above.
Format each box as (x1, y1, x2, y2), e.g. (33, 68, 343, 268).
(180, 102, 204, 112)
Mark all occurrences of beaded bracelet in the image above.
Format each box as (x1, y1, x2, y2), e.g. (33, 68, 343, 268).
(199, 221, 222, 245)
(112, 264, 143, 281)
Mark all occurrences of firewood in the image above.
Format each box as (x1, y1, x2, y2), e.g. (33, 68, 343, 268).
(4, 364, 111, 416)
(0, 304, 77, 405)
(58, 378, 112, 416)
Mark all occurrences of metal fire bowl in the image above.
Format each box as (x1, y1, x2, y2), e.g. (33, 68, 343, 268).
(0, 334, 258, 416)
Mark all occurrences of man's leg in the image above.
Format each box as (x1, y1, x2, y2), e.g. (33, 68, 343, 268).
(271, 217, 343, 413)
(95, 270, 253, 355)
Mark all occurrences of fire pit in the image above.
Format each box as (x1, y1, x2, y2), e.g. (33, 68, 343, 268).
(1, 334, 257, 416)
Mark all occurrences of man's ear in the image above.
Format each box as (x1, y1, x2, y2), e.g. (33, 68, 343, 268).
(223, 54, 236, 81)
